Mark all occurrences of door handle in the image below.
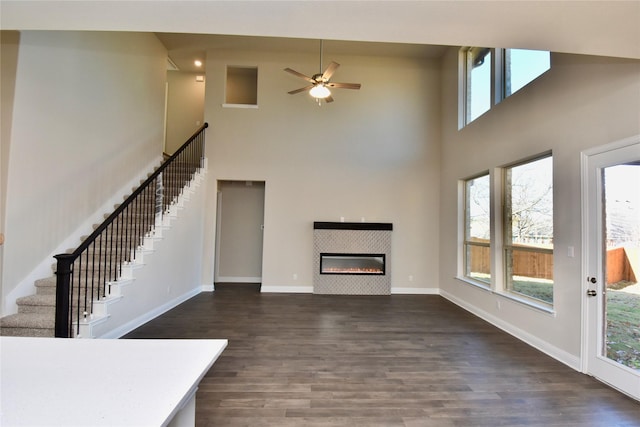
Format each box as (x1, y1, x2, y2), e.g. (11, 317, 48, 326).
(586, 289, 597, 297)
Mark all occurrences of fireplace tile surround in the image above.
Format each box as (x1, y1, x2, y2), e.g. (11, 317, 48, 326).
(313, 222, 392, 295)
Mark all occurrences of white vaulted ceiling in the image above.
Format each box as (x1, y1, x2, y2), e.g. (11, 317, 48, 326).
(2, 1, 639, 61)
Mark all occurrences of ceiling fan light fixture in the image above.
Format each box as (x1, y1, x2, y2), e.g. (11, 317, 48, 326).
(285, 40, 360, 104)
(309, 84, 331, 99)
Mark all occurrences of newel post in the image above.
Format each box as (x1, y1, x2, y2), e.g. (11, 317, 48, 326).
(54, 253, 74, 338)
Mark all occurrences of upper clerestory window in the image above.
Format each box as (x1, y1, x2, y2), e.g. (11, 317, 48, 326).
(504, 49, 551, 97)
(460, 47, 550, 127)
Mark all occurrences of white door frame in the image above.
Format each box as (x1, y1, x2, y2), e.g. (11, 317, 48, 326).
(214, 181, 265, 284)
(581, 134, 640, 399)
(214, 190, 222, 283)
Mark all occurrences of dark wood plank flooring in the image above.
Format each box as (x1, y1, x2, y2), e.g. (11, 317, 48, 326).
(125, 284, 640, 426)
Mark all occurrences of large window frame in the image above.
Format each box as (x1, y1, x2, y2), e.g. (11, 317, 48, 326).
(458, 153, 554, 311)
(459, 47, 551, 128)
(503, 154, 554, 306)
(463, 173, 491, 286)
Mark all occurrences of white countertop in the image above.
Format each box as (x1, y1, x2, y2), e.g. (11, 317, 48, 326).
(1, 337, 227, 426)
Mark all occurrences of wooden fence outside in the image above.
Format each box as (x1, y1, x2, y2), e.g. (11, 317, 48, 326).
(607, 246, 638, 284)
(469, 244, 553, 280)
(469, 243, 638, 284)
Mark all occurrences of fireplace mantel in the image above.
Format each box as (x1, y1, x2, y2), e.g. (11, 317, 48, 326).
(313, 222, 393, 231)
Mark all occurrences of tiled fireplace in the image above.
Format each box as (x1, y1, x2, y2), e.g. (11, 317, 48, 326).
(313, 222, 392, 295)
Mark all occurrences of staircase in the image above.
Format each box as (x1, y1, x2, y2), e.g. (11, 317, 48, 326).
(0, 124, 208, 338)
(0, 166, 197, 338)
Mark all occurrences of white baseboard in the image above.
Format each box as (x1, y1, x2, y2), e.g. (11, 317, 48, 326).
(392, 287, 440, 295)
(440, 289, 581, 371)
(215, 276, 261, 283)
(259, 286, 440, 295)
(260, 285, 313, 293)
(201, 284, 214, 292)
(99, 287, 202, 339)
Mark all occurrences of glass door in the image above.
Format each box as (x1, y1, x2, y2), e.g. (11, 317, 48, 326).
(583, 138, 640, 399)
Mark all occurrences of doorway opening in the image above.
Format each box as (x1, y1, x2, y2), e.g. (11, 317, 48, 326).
(214, 180, 265, 289)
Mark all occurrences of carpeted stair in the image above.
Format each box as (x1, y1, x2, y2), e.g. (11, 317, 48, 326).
(1, 277, 57, 336)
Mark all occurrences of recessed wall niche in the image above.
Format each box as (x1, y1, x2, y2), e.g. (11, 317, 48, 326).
(224, 66, 258, 106)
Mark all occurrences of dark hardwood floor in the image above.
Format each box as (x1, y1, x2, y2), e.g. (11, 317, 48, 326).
(124, 284, 640, 426)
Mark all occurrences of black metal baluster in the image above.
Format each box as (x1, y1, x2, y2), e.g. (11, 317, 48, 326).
(77, 255, 83, 336)
(71, 261, 77, 337)
(171, 161, 176, 206)
(145, 185, 151, 242)
(109, 218, 114, 282)
(130, 204, 135, 263)
(87, 246, 94, 316)
(115, 214, 121, 280)
(98, 232, 104, 299)
(134, 195, 140, 260)
(127, 205, 132, 264)
(91, 241, 98, 302)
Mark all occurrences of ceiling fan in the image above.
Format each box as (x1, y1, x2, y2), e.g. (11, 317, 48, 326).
(284, 40, 361, 104)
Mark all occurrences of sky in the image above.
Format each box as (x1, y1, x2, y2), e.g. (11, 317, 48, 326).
(605, 164, 640, 247)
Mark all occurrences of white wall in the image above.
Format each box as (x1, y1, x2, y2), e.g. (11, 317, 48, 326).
(438, 49, 640, 366)
(202, 49, 442, 292)
(1, 31, 167, 315)
(165, 71, 205, 154)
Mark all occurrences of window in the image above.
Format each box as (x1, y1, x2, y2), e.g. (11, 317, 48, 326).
(504, 49, 551, 97)
(458, 154, 554, 309)
(464, 174, 491, 284)
(503, 155, 554, 304)
(465, 48, 492, 123)
(460, 47, 550, 127)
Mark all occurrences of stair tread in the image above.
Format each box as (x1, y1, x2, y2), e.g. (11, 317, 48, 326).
(1, 313, 55, 329)
(16, 294, 56, 306)
(35, 276, 56, 287)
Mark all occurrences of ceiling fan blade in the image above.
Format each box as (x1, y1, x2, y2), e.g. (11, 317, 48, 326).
(288, 85, 314, 95)
(284, 68, 315, 83)
(322, 61, 340, 81)
(325, 95, 334, 103)
(327, 82, 361, 90)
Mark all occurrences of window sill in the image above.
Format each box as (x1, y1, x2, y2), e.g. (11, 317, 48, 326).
(455, 276, 555, 316)
(456, 276, 491, 291)
(496, 291, 555, 315)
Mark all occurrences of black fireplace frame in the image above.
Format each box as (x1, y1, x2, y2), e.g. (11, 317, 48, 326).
(319, 252, 386, 276)
(314, 222, 393, 231)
